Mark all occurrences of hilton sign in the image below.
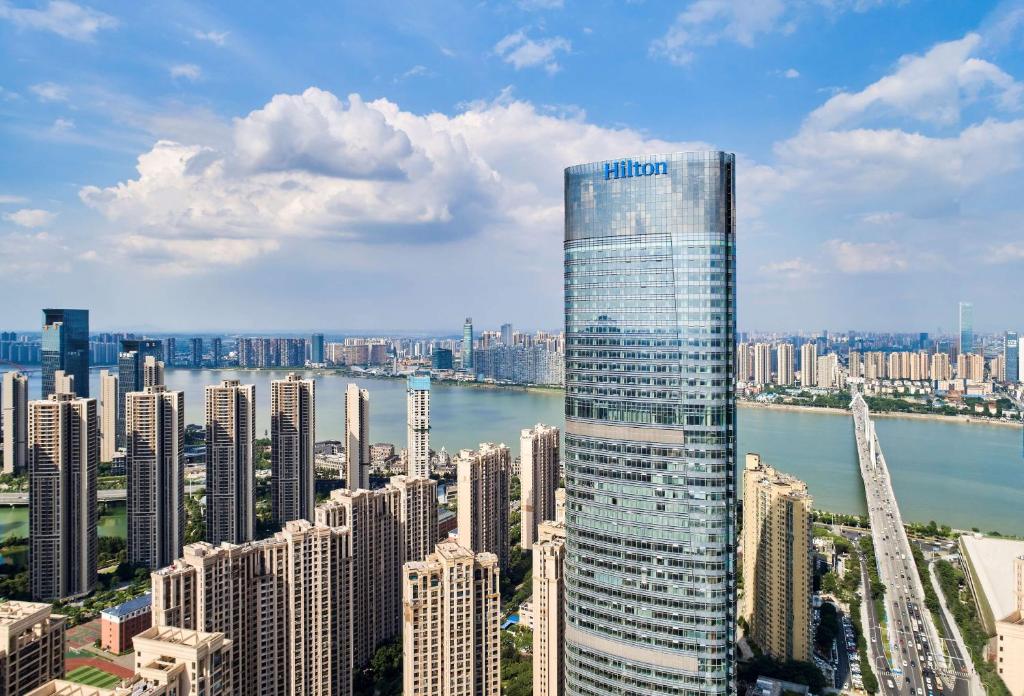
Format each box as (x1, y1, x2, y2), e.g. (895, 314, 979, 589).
(603, 159, 668, 180)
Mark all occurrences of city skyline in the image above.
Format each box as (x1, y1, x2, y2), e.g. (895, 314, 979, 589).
(2, 2, 1024, 331)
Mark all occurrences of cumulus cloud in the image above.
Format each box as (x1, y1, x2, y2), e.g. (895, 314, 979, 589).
(4, 208, 56, 228)
(194, 29, 228, 46)
(759, 257, 816, 278)
(79, 87, 709, 273)
(0, 1, 116, 41)
(170, 63, 202, 80)
(494, 31, 570, 74)
(30, 81, 69, 102)
(824, 239, 908, 273)
(0, 194, 28, 204)
(783, 68, 800, 79)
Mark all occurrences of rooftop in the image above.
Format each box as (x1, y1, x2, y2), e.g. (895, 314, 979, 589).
(101, 594, 151, 619)
(0, 600, 53, 625)
(960, 535, 1024, 628)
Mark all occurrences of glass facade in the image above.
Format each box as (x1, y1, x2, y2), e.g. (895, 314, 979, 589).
(1005, 331, 1019, 383)
(563, 152, 736, 696)
(41, 308, 90, 398)
(462, 317, 474, 370)
(958, 301, 973, 354)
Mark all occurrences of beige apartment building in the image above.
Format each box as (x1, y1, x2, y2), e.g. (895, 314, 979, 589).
(532, 520, 566, 696)
(271, 373, 316, 524)
(742, 453, 813, 662)
(345, 383, 370, 490)
(142, 356, 164, 388)
(800, 343, 817, 386)
(753, 342, 772, 385)
(931, 353, 952, 381)
(520, 424, 560, 548)
(406, 374, 431, 478)
(126, 385, 185, 569)
(402, 540, 501, 696)
(99, 370, 118, 463)
(204, 379, 255, 545)
(390, 474, 439, 564)
(849, 350, 862, 379)
(958, 353, 985, 381)
(737, 342, 753, 382)
(995, 556, 1024, 696)
(53, 370, 75, 396)
(133, 626, 232, 696)
(151, 518, 352, 696)
(457, 442, 511, 569)
(29, 392, 98, 600)
(0, 601, 66, 695)
(776, 343, 794, 386)
(2, 370, 27, 474)
(816, 353, 839, 388)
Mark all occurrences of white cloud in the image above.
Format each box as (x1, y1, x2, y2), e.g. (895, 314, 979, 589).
(4, 208, 56, 228)
(860, 211, 904, 225)
(759, 257, 816, 278)
(824, 239, 908, 273)
(52, 117, 74, 132)
(784, 68, 800, 79)
(194, 29, 228, 46)
(805, 33, 1023, 131)
(30, 81, 69, 102)
(79, 87, 709, 273)
(0, 194, 28, 204)
(396, 65, 430, 82)
(0, 1, 116, 41)
(494, 31, 570, 74)
(170, 63, 202, 81)
(518, 0, 563, 8)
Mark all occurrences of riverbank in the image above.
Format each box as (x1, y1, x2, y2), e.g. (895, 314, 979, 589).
(737, 399, 1023, 428)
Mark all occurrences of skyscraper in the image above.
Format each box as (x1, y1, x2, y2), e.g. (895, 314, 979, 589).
(520, 423, 560, 548)
(41, 308, 89, 398)
(563, 153, 736, 695)
(532, 520, 567, 696)
(456, 442, 511, 569)
(959, 301, 974, 354)
(390, 474, 439, 564)
(800, 342, 817, 386)
(742, 454, 812, 662)
(753, 342, 772, 385)
(210, 337, 222, 368)
(461, 317, 474, 371)
(190, 337, 203, 368)
(310, 333, 325, 364)
(2, 371, 28, 474)
(402, 540, 501, 696)
(776, 343, 794, 386)
(205, 379, 255, 545)
(99, 370, 118, 462)
(126, 385, 185, 569)
(117, 339, 164, 447)
(29, 392, 98, 600)
(162, 336, 177, 367)
(406, 373, 431, 478)
(501, 322, 513, 345)
(1005, 331, 1019, 383)
(344, 383, 370, 490)
(52, 370, 75, 395)
(271, 373, 316, 524)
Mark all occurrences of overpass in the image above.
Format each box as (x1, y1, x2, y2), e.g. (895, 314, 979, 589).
(0, 489, 126, 505)
(851, 390, 977, 696)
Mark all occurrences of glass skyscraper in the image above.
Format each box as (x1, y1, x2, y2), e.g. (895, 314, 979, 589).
(958, 301, 974, 354)
(1005, 331, 1019, 382)
(563, 152, 736, 696)
(41, 308, 89, 398)
(117, 338, 164, 447)
(462, 317, 474, 371)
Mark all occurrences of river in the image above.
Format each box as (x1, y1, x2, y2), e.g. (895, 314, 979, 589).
(2, 367, 1021, 536)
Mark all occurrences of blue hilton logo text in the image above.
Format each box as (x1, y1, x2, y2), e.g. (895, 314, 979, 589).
(604, 159, 668, 180)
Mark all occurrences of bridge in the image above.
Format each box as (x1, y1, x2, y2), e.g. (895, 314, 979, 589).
(851, 390, 978, 696)
(0, 489, 127, 505)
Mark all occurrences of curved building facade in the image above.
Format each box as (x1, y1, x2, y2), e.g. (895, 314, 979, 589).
(563, 152, 737, 696)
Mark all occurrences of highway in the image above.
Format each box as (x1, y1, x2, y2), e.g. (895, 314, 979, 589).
(851, 390, 972, 696)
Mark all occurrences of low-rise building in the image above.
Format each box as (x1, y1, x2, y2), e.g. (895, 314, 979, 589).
(100, 594, 152, 654)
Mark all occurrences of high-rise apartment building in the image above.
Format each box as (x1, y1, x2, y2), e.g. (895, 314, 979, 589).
(520, 423, 560, 548)
(126, 385, 185, 569)
(163, 336, 176, 367)
(406, 373, 431, 478)
(816, 353, 838, 388)
(402, 540, 501, 696)
(142, 355, 164, 387)
(53, 370, 75, 396)
(99, 370, 118, 462)
(210, 337, 222, 368)
(848, 350, 862, 379)
(737, 342, 753, 382)
(959, 301, 974, 354)
(800, 342, 817, 386)
(2, 371, 28, 474)
(151, 518, 353, 696)
(462, 317, 474, 371)
(29, 392, 98, 600)
(958, 353, 985, 381)
(776, 343, 794, 386)
(41, 308, 89, 398)
(390, 474, 439, 564)
(564, 153, 736, 695)
(742, 453, 812, 662)
(0, 601, 66, 695)
(753, 342, 772, 385)
(271, 373, 316, 524)
(532, 520, 566, 696)
(132, 626, 233, 696)
(1005, 331, 1019, 383)
(501, 322, 513, 345)
(205, 379, 255, 545)
(117, 339, 163, 447)
(930, 353, 952, 381)
(456, 442, 511, 569)
(310, 333, 325, 365)
(344, 383, 370, 490)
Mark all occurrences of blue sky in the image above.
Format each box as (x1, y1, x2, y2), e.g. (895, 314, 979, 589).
(1, 0, 1023, 333)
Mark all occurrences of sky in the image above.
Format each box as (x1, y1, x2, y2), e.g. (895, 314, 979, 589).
(1, 0, 1023, 334)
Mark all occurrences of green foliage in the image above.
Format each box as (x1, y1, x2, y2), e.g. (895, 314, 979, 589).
(185, 493, 204, 543)
(737, 655, 826, 692)
(354, 639, 402, 696)
(509, 475, 521, 503)
(910, 544, 944, 636)
(501, 629, 532, 696)
(501, 545, 531, 614)
(906, 520, 953, 539)
(815, 602, 842, 654)
(0, 570, 30, 600)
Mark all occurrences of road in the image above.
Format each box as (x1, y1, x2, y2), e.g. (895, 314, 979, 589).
(851, 390, 972, 696)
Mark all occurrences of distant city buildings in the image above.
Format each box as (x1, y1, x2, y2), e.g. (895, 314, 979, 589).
(456, 442, 511, 569)
(1, 370, 27, 474)
(402, 540, 501, 696)
(344, 383, 370, 490)
(236, 336, 307, 368)
(431, 347, 453, 370)
(473, 344, 564, 385)
(204, 379, 255, 545)
(271, 373, 316, 524)
(0, 601, 66, 695)
(41, 308, 89, 398)
(742, 453, 813, 662)
(117, 339, 164, 447)
(1005, 332, 1019, 383)
(406, 373, 431, 478)
(29, 392, 98, 600)
(800, 342, 817, 386)
(520, 423, 560, 549)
